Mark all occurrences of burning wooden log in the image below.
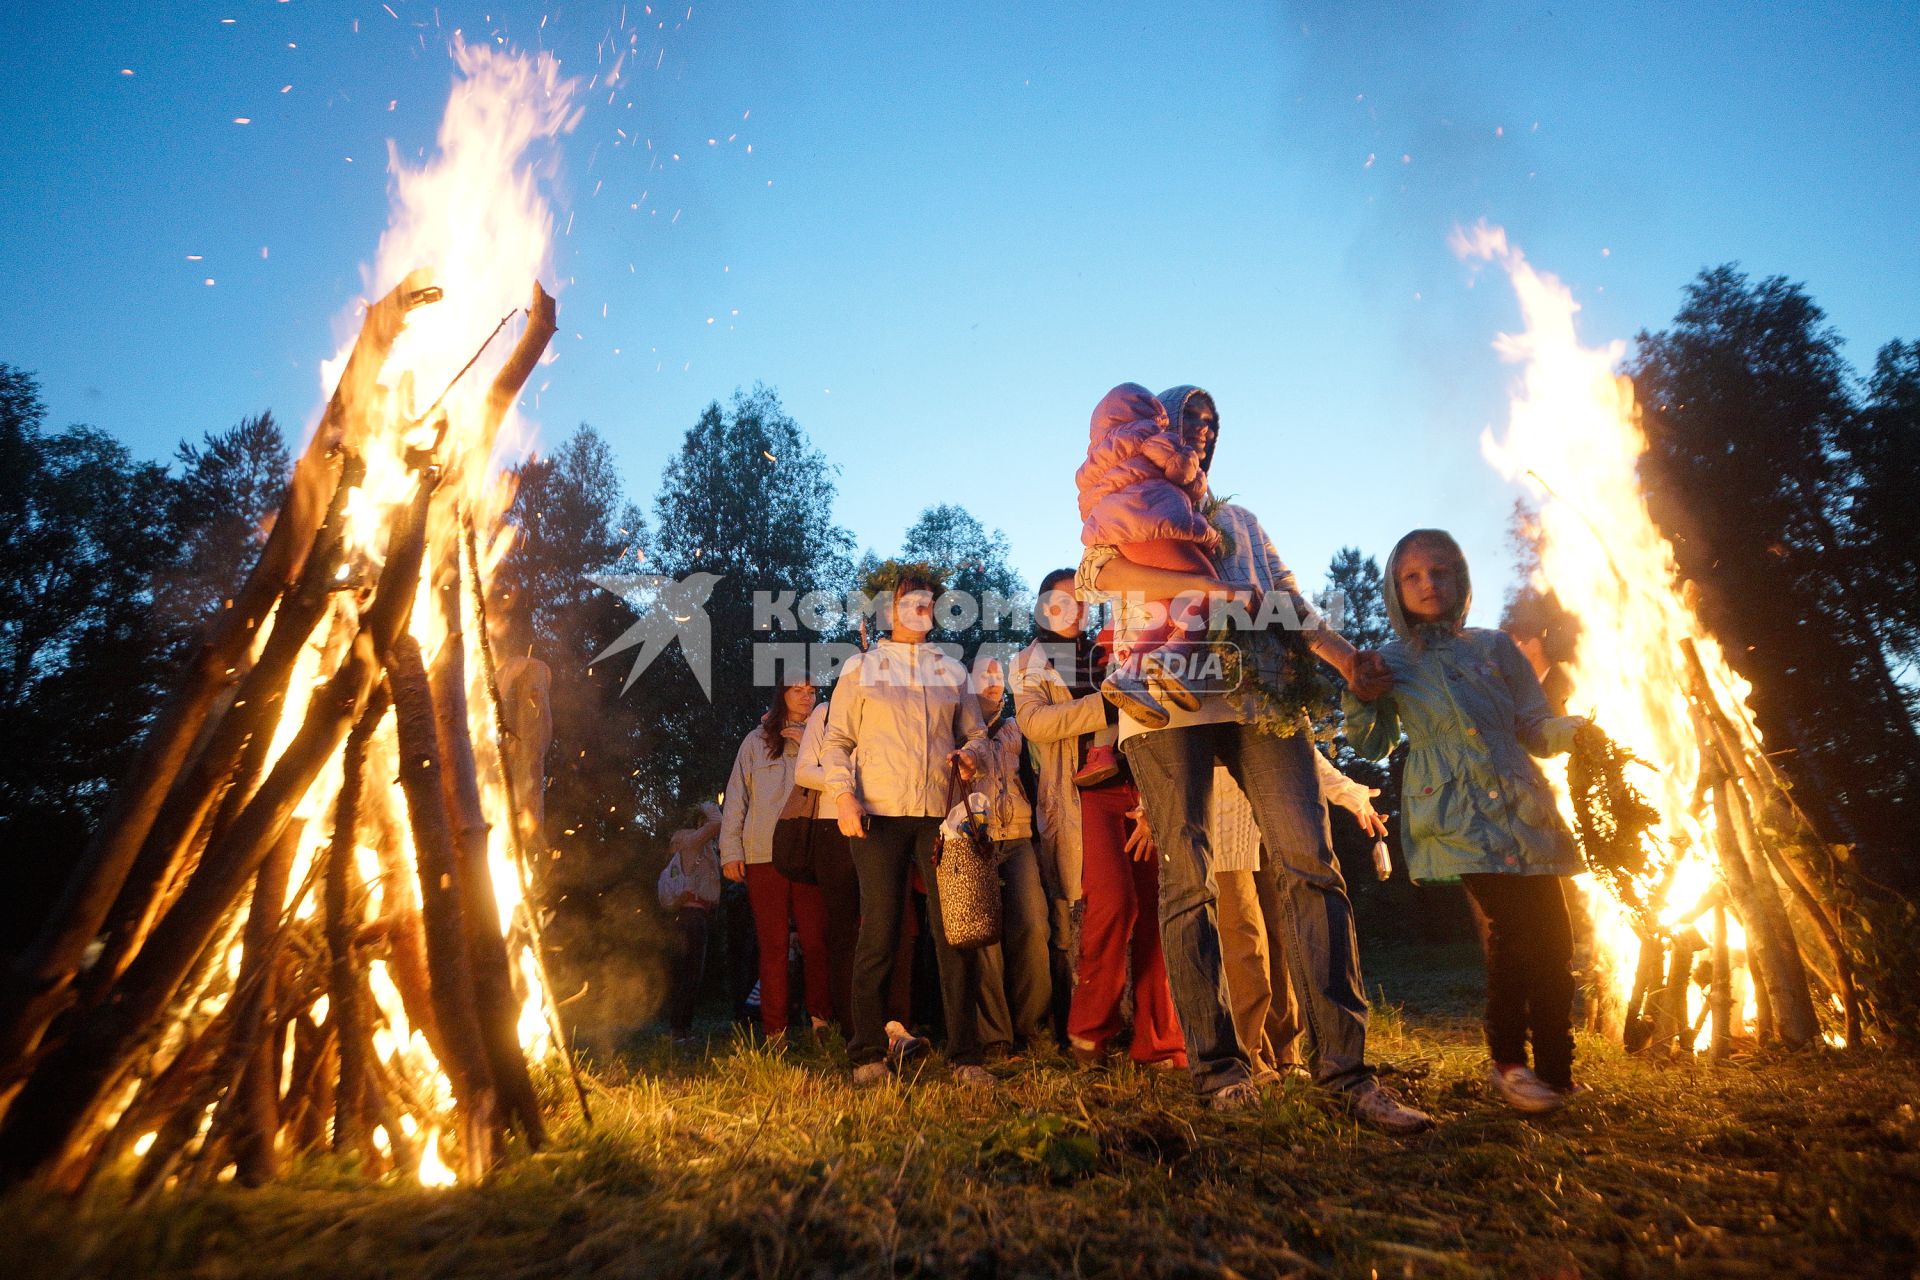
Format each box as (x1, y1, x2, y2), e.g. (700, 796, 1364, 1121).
(0, 275, 436, 1092)
(0, 279, 565, 1193)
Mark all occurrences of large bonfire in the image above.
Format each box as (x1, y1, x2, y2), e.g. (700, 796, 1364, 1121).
(1462, 222, 1859, 1057)
(0, 38, 583, 1193)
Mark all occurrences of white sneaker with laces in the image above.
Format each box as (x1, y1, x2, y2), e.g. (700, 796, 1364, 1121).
(1348, 1079, 1434, 1134)
(1208, 1080, 1261, 1113)
(1487, 1063, 1564, 1115)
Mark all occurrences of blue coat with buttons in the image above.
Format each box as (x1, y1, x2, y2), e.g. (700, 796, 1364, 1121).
(1342, 531, 1583, 885)
(1344, 626, 1582, 884)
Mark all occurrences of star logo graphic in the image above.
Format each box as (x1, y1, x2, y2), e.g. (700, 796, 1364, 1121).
(587, 572, 722, 697)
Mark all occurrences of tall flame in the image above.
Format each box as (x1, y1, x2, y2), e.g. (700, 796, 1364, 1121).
(1460, 222, 1760, 1045)
(249, 38, 581, 1185)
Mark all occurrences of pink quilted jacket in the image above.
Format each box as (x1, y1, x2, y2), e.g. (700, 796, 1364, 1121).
(1075, 382, 1217, 548)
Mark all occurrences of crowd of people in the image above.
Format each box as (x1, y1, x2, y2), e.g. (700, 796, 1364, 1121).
(659, 383, 1595, 1135)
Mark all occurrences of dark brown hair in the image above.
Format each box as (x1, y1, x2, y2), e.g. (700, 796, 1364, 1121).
(761, 680, 812, 757)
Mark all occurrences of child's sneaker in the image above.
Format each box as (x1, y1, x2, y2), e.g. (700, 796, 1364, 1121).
(1102, 663, 1170, 728)
(1073, 745, 1121, 788)
(1140, 646, 1203, 712)
(885, 1021, 929, 1069)
(1488, 1062, 1564, 1114)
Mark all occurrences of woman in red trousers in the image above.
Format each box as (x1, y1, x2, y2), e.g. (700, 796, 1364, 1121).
(720, 680, 832, 1044)
(1067, 630, 1186, 1069)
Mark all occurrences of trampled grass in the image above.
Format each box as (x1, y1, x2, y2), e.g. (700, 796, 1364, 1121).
(6, 944, 1917, 1279)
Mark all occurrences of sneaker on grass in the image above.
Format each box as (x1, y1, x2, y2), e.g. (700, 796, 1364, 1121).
(885, 1021, 929, 1068)
(953, 1064, 996, 1088)
(1348, 1078, 1434, 1134)
(1487, 1062, 1564, 1115)
(852, 1062, 891, 1087)
(1208, 1081, 1261, 1113)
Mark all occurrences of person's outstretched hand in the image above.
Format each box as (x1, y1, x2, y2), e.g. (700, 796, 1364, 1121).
(1124, 805, 1158, 863)
(1347, 787, 1390, 840)
(1348, 650, 1394, 702)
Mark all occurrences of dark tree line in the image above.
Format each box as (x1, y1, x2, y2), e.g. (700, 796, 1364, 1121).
(3, 260, 1915, 1000)
(1630, 267, 1920, 895)
(0, 366, 289, 957)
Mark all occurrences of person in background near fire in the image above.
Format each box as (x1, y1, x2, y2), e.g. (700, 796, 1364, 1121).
(1213, 758, 1390, 1082)
(968, 657, 1056, 1058)
(720, 680, 834, 1045)
(659, 800, 724, 1045)
(1010, 568, 1114, 1038)
(1076, 383, 1428, 1131)
(792, 682, 862, 1037)
(820, 571, 993, 1087)
(1501, 589, 1579, 718)
(1345, 529, 1595, 1113)
(1064, 622, 1188, 1073)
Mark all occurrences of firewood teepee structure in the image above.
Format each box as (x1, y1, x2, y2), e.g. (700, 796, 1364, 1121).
(1464, 221, 1865, 1059)
(0, 39, 586, 1194)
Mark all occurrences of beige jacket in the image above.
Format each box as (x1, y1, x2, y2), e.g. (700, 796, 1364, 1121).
(719, 726, 798, 868)
(1211, 756, 1378, 875)
(790, 703, 831, 819)
(819, 639, 987, 818)
(974, 705, 1035, 842)
(1010, 637, 1108, 903)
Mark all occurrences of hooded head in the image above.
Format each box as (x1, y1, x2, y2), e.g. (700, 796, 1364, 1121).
(1157, 385, 1220, 474)
(1384, 528, 1473, 644)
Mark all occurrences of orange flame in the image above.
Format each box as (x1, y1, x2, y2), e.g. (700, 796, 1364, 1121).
(252, 38, 580, 1185)
(1460, 221, 1761, 1047)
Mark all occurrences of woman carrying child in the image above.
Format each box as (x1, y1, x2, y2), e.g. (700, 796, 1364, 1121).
(1343, 529, 1593, 1113)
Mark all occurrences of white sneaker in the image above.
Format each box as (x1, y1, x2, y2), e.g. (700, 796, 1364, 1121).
(953, 1064, 996, 1088)
(1208, 1081, 1261, 1113)
(1488, 1063, 1564, 1115)
(885, 1023, 929, 1068)
(1348, 1079, 1434, 1134)
(852, 1062, 891, 1087)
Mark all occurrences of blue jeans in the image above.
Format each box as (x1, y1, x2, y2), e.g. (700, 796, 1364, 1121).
(975, 838, 1055, 1050)
(1124, 722, 1373, 1092)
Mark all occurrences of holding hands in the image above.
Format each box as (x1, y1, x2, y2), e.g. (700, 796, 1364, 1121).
(1346, 649, 1394, 702)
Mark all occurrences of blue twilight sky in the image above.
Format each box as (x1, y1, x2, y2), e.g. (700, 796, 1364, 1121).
(3, 1, 1916, 620)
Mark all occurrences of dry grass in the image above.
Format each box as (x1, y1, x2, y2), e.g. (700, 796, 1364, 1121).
(6, 943, 1918, 1279)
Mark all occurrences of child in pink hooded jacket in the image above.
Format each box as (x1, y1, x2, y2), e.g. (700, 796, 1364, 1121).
(1074, 382, 1220, 732)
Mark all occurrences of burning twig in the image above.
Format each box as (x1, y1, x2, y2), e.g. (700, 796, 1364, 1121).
(0, 275, 436, 1090)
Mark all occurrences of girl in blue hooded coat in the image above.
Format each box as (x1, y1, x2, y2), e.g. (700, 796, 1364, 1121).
(1343, 529, 1592, 1113)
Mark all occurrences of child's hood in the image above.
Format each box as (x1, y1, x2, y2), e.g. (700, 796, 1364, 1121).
(1088, 382, 1170, 448)
(1383, 528, 1474, 642)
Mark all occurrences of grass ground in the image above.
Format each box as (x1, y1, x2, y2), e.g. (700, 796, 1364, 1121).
(5, 942, 1917, 1279)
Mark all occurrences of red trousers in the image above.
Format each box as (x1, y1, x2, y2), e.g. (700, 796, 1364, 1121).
(1068, 782, 1187, 1066)
(744, 862, 831, 1036)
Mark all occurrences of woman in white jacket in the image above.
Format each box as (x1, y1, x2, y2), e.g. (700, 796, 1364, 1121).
(720, 680, 832, 1043)
(819, 572, 990, 1086)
